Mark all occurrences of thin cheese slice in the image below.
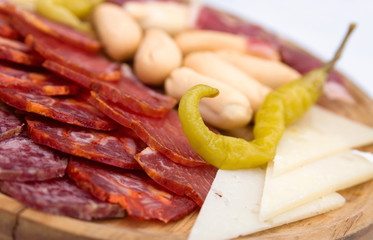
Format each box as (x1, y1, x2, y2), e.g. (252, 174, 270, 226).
(188, 169, 345, 240)
(260, 150, 373, 221)
(273, 106, 373, 176)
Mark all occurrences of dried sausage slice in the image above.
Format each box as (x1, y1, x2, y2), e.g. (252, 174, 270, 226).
(0, 88, 118, 131)
(0, 103, 23, 140)
(89, 92, 207, 167)
(0, 13, 19, 39)
(0, 63, 79, 96)
(0, 177, 126, 220)
(0, 133, 68, 181)
(135, 148, 218, 207)
(0, 37, 43, 66)
(67, 157, 197, 223)
(27, 116, 145, 169)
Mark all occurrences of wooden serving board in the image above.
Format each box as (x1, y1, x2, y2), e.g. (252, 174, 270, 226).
(0, 77, 373, 240)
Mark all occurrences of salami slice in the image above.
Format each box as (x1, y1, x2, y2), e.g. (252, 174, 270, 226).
(0, 40, 43, 66)
(10, 7, 101, 53)
(0, 87, 118, 131)
(0, 133, 68, 181)
(135, 148, 217, 207)
(0, 63, 79, 96)
(27, 116, 145, 169)
(67, 157, 197, 223)
(0, 13, 19, 39)
(0, 177, 126, 220)
(0, 102, 23, 140)
(43, 60, 176, 117)
(89, 92, 207, 167)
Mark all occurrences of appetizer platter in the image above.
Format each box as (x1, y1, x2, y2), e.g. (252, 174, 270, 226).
(1, 0, 373, 239)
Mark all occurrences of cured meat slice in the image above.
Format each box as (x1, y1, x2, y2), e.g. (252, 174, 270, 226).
(89, 91, 207, 167)
(0, 133, 68, 181)
(44, 60, 177, 117)
(0, 13, 19, 39)
(10, 7, 101, 53)
(0, 88, 118, 131)
(135, 148, 218, 207)
(67, 157, 197, 223)
(27, 116, 145, 169)
(0, 62, 79, 96)
(194, 6, 280, 60)
(0, 103, 23, 140)
(0, 37, 43, 66)
(0, 177, 126, 220)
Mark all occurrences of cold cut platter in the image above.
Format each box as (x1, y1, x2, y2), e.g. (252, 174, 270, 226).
(1, 0, 373, 239)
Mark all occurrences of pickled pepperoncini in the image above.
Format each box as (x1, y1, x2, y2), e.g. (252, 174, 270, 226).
(178, 24, 356, 170)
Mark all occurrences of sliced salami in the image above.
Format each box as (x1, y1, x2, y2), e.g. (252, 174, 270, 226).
(10, 7, 101, 53)
(0, 177, 126, 220)
(0, 62, 79, 96)
(0, 133, 68, 181)
(0, 87, 118, 131)
(27, 116, 145, 169)
(0, 102, 23, 140)
(67, 157, 197, 223)
(89, 92, 207, 167)
(135, 148, 218, 207)
(0, 14, 19, 39)
(0, 40, 43, 66)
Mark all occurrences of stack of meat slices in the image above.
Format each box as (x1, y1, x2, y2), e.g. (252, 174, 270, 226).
(0, 1, 217, 223)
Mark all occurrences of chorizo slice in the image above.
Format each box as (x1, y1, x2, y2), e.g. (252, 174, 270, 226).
(89, 92, 207, 167)
(0, 87, 118, 131)
(67, 157, 197, 223)
(0, 177, 126, 220)
(27, 116, 145, 169)
(0, 37, 43, 66)
(0, 102, 23, 141)
(0, 132, 68, 181)
(135, 148, 218, 207)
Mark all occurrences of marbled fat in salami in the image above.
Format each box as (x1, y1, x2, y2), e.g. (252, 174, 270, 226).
(10, 7, 101, 53)
(135, 148, 218, 207)
(27, 116, 145, 169)
(0, 133, 67, 181)
(0, 63, 79, 96)
(67, 157, 197, 223)
(0, 103, 23, 140)
(0, 177, 126, 220)
(0, 87, 118, 131)
(89, 92, 207, 167)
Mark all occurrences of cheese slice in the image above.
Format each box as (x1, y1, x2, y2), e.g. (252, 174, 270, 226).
(188, 169, 345, 240)
(260, 150, 373, 221)
(273, 106, 373, 176)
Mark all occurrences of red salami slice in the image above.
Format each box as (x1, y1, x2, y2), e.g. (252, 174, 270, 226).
(0, 177, 126, 220)
(67, 157, 197, 223)
(0, 63, 79, 96)
(135, 148, 217, 207)
(27, 116, 145, 169)
(89, 91, 207, 167)
(0, 13, 19, 39)
(0, 87, 118, 130)
(10, 7, 101, 53)
(43, 60, 177, 117)
(0, 133, 68, 181)
(0, 37, 43, 66)
(0, 103, 23, 140)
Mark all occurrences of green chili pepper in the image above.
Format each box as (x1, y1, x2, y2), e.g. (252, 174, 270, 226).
(178, 24, 355, 170)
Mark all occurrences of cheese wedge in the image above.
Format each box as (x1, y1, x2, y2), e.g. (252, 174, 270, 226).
(273, 106, 373, 176)
(260, 150, 373, 221)
(188, 169, 345, 240)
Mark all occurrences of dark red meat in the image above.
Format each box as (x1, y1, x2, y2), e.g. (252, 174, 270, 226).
(0, 62, 79, 96)
(0, 37, 43, 66)
(89, 91, 207, 167)
(135, 148, 217, 207)
(27, 116, 145, 169)
(0, 13, 19, 39)
(0, 133, 68, 181)
(0, 177, 126, 220)
(10, 7, 101, 53)
(67, 157, 197, 223)
(0, 103, 23, 140)
(0, 87, 118, 131)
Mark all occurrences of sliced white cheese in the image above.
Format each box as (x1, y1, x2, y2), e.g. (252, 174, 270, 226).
(273, 105, 373, 176)
(260, 150, 373, 221)
(188, 169, 345, 240)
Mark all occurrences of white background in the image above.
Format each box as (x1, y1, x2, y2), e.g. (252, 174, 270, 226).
(200, 0, 373, 99)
